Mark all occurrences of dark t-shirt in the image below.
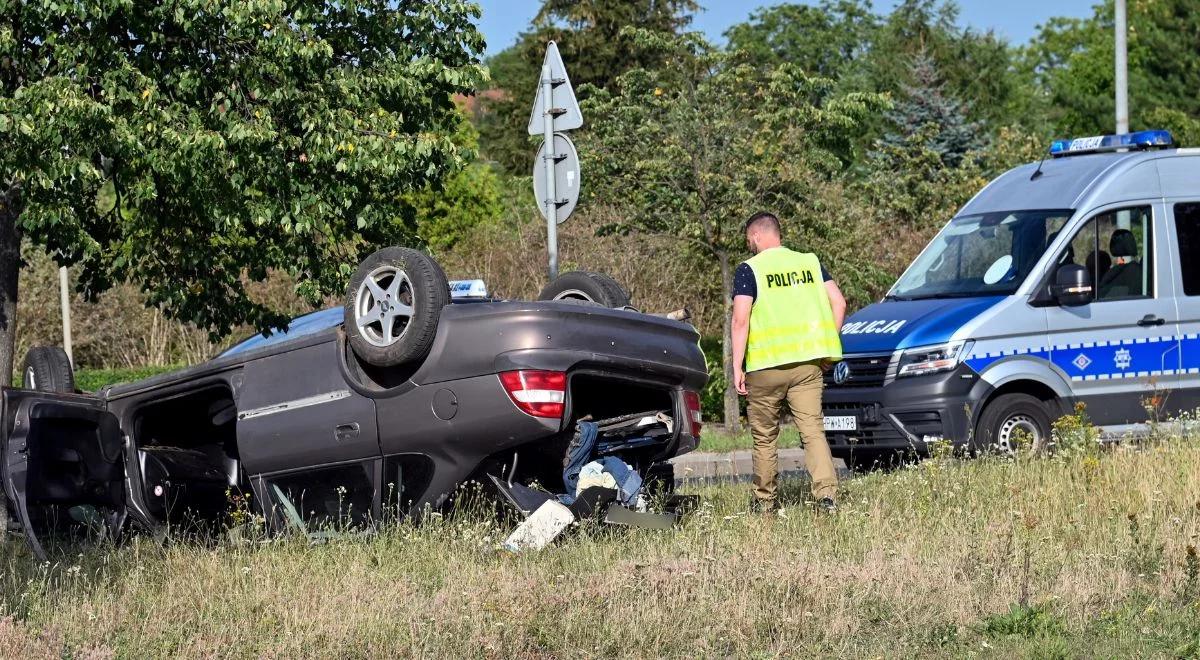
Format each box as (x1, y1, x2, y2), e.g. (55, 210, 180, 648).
(732, 261, 831, 300)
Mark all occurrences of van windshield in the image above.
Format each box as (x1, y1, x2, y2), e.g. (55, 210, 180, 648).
(889, 209, 1073, 300)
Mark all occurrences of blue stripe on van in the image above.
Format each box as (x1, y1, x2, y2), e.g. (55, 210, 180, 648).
(966, 333, 1190, 381)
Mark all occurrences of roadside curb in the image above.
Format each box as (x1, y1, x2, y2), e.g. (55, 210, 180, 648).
(669, 448, 849, 482)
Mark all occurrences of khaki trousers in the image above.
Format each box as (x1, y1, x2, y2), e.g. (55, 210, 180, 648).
(746, 361, 838, 502)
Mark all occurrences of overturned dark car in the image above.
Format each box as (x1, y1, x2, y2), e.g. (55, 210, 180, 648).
(2, 248, 707, 557)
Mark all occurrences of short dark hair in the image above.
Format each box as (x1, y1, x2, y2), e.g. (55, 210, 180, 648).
(744, 212, 780, 235)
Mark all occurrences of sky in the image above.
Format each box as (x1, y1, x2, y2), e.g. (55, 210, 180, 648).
(475, 0, 1099, 56)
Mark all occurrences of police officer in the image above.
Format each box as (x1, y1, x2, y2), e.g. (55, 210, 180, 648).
(731, 212, 846, 512)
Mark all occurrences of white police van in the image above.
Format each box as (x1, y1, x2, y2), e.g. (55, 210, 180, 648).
(823, 130, 1200, 470)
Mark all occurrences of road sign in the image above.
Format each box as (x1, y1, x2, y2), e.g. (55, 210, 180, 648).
(527, 42, 582, 136)
(533, 133, 581, 225)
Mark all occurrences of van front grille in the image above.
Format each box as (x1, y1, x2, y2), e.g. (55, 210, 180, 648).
(824, 353, 893, 389)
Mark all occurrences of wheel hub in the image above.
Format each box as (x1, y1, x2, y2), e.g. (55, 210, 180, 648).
(997, 413, 1041, 453)
(354, 265, 417, 348)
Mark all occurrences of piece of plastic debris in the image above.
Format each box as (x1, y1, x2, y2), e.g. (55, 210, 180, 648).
(502, 500, 575, 552)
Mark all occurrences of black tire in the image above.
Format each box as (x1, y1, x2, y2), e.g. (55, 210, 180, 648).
(537, 271, 631, 307)
(22, 346, 75, 393)
(345, 247, 448, 368)
(973, 393, 1053, 454)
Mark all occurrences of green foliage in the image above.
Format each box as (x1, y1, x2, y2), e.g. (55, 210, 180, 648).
(982, 603, 1066, 639)
(405, 107, 503, 252)
(1, 0, 488, 341)
(724, 1, 878, 81)
(878, 51, 984, 167)
(582, 28, 888, 426)
(475, 0, 697, 173)
(74, 365, 181, 392)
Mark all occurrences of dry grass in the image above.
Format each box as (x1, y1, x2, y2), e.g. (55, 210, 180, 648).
(4, 440, 1200, 658)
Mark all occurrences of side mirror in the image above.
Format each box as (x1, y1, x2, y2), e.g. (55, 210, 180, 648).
(1050, 264, 1093, 307)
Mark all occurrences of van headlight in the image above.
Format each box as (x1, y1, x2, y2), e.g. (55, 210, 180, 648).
(896, 340, 974, 378)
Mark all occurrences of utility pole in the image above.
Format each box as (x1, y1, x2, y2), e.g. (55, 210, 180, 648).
(59, 265, 73, 366)
(1114, 0, 1129, 134)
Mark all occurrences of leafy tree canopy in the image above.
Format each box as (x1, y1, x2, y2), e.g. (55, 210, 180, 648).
(475, 0, 697, 173)
(583, 28, 888, 428)
(0, 0, 487, 378)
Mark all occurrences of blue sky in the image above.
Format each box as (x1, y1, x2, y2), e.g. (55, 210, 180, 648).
(475, 0, 1099, 55)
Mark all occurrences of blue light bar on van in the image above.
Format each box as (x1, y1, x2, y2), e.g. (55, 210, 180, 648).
(1049, 129, 1173, 157)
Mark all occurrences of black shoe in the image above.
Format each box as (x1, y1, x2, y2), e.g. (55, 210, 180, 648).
(816, 497, 837, 513)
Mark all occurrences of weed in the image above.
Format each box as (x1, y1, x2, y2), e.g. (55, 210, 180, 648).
(1125, 512, 1164, 577)
(982, 603, 1065, 639)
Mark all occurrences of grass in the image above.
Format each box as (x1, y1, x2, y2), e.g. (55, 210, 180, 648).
(10, 365, 181, 391)
(696, 426, 802, 453)
(4, 437, 1200, 657)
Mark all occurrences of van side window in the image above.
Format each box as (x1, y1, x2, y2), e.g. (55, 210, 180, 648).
(1175, 203, 1200, 296)
(1060, 206, 1153, 302)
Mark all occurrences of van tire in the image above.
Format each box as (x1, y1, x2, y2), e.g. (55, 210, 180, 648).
(538, 271, 631, 308)
(22, 346, 75, 393)
(345, 247, 448, 368)
(974, 393, 1052, 454)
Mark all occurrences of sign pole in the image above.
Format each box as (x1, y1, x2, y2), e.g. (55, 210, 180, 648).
(58, 265, 73, 367)
(541, 64, 559, 280)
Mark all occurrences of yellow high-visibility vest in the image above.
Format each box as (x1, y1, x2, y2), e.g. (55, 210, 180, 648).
(743, 247, 842, 372)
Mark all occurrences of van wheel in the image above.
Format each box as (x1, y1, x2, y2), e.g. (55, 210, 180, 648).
(345, 247, 448, 368)
(22, 346, 75, 393)
(975, 393, 1052, 454)
(538, 271, 630, 308)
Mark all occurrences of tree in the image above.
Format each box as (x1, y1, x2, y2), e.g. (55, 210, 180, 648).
(0, 1, 487, 381)
(475, 0, 697, 173)
(583, 29, 887, 430)
(877, 51, 984, 168)
(724, 1, 878, 82)
(1023, 0, 1200, 137)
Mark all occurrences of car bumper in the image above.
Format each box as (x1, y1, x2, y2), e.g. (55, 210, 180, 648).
(822, 364, 987, 456)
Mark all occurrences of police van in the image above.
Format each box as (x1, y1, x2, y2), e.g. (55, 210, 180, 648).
(823, 130, 1200, 470)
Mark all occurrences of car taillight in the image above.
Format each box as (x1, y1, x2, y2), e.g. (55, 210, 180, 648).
(498, 370, 566, 419)
(683, 390, 702, 437)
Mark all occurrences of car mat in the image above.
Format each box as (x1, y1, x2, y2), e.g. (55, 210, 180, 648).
(567, 486, 618, 519)
(486, 474, 555, 516)
(603, 505, 677, 530)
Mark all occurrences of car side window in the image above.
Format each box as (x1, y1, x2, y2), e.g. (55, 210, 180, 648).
(267, 462, 376, 531)
(1058, 206, 1154, 302)
(1174, 202, 1200, 296)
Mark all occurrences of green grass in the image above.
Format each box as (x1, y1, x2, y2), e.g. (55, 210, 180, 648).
(696, 426, 802, 453)
(10, 365, 181, 391)
(74, 365, 181, 391)
(5, 439, 1200, 657)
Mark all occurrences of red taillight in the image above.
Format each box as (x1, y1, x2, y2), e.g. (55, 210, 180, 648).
(683, 390, 703, 437)
(498, 370, 567, 419)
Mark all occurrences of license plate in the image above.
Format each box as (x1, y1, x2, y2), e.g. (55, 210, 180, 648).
(824, 415, 857, 431)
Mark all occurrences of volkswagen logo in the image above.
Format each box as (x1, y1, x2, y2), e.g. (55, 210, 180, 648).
(832, 361, 850, 385)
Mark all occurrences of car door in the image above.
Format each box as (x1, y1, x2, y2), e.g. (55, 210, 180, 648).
(235, 340, 381, 475)
(1044, 203, 1183, 426)
(1, 388, 126, 559)
(1168, 201, 1200, 414)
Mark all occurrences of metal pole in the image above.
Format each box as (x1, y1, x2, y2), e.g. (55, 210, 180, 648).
(58, 265, 73, 367)
(541, 63, 559, 280)
(1114, 0, 1129, 134)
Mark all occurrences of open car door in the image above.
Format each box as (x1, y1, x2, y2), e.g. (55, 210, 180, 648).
(1, 388, 126, 559)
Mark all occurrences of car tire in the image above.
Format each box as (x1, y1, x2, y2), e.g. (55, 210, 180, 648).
(974, 393, 1053, 454)
(22, 346, 75, 393)
(537, 271, 631, 307)
(345, 247, 448, 368)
